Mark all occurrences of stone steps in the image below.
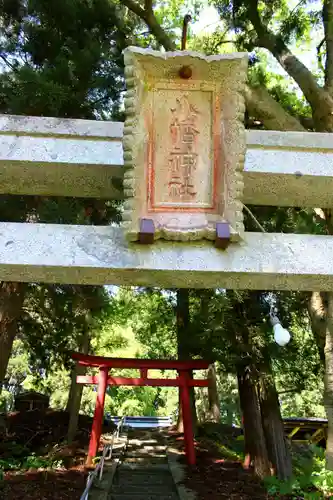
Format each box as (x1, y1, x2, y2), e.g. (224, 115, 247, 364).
(117, 472, 174, 482)
(113, 485, 175, 492)
(88, 431, 128, 500)
(119, 462, 170, 470)
(109, 430, 179, 500)
(122, 457, 167, 464)
(112, 482, 175, 491)
(114, 472, 175, 486)
(109, 494, 177, 500)
(109, 495, 177, 500)
(111, 484, 176, 493)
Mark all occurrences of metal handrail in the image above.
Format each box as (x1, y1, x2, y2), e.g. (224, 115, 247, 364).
(80, 416, 125, 500)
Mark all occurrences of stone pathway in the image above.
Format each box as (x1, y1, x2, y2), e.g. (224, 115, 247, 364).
(88, 430, 128, 500)
(109, 429, 180, 500)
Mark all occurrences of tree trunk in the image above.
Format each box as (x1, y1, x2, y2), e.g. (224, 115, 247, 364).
(307, 211, 333, 470)
(307, 291, 326, 363)
(67, 321, 91, 443)
(244, 85, 306, 131)
(259, 369, 292, 480)
(237, 366, 271, 479)
(0, 282, 26, 389)
(324, 292, 333, 469)
(207, 363, 221, 423)
(176, 289, 197, 433)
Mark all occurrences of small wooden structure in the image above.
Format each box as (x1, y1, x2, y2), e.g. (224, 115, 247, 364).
(284, 417, 327, 447)
(14, 391, 50, 412)
(72, 352, 210, 466)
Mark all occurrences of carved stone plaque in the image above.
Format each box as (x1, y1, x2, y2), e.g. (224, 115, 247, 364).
(122, 47, 248, 243)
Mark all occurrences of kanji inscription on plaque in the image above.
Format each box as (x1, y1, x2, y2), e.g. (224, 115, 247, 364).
(122, 47, 248, 243)
(167, 96, 199, 202)
(150, 91, 213, 210)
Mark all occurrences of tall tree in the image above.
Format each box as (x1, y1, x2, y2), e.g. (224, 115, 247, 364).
(66, 286, 110, 443)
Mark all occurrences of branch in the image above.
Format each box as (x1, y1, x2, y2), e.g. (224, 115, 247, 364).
(279, 386, 305, 395)
(323, 0, 333, 93)
(123, 0, 306, 134)
(317, 38, 325, 75)
(246, 0, 331, 117)
(181, 14, 192, 50)
(89, 95, 110, 107)
(122, 0, 176, 51)
(243, 204, 266, 232)
(0, 54, 17, 72)
(122, 0, 145, 19)
(244, 85, 305, 131)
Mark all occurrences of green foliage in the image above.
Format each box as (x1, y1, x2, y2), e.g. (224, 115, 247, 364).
(264, 445, 333, 497)
(111, 288, 177, 359)
(0, 440, 65, 475)
(0, 0, 135, 117)
(152, 0, 201, 48)
(0, 0, 126, 404)
(107, 285, 325, 423)
(0, 453, 64, 472)
(22, 453, 64, 470)
(6, 305, 178, 418)
(189, 26, 235, 54)
(216, 372, 241, 425)
(211, 0, 320, 52)
(198, 422, 245, 460)
(0, 390, 14, 412)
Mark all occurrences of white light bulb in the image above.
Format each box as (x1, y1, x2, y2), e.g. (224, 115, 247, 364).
(273, 323, 291, 346)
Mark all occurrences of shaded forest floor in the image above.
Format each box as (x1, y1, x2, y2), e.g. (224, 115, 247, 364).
(168, 423, 326, 500)
(168, 424, 275, 500)
(2, 468, 87, 500)
(0, 408, 115, 499)
(0, 412, 329, 499)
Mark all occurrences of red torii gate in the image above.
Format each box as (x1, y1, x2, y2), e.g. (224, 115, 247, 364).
(71, 353, 210, 466)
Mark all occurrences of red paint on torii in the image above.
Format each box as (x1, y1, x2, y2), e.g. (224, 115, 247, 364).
(71, 352, 210, 466)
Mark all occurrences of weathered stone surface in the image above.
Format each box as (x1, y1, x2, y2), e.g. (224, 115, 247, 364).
(167, 447, 197, 500)
(0, 113, 123, 137)
(244, 130, 333, 207)
(0, 223, 333, 290)
(122, 47, 248, 242)
(110, 430, 179, 500)
(0, 114, 124, 199)
(0, 114, 333, 207)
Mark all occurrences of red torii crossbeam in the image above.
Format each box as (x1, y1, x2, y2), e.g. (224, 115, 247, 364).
(72, 353, 210, 466)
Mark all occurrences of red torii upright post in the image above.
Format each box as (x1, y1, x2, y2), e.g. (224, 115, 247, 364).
(71, 353, 210, 466)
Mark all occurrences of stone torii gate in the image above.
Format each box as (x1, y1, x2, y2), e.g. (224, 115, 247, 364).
(0, 116, 332, 288)
(0, 47, 333, 470)
(0, 103, 331, 288)
(71, 353, 210, 466)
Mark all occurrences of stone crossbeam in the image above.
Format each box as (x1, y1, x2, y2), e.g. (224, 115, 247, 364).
(0, 114, 124, 199)
(0, 114, 332, 207)
(0, 222, 332, 290)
